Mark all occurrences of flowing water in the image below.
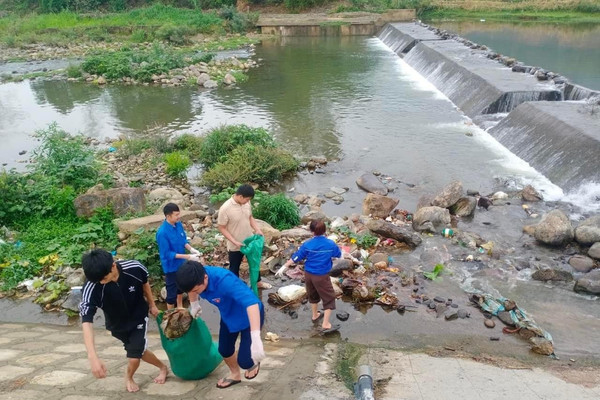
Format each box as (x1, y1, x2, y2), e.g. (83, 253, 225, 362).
(1, 31, 600, 359)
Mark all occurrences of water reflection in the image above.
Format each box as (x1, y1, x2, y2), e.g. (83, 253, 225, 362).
(433, 21, 600, 90)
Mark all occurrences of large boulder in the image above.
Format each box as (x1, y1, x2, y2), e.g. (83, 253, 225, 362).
(575, 216, 600, 245)
(416, 195, 433, 210)
(366, 219, 422, 248)
(589, 242, 600, 260)
(255, 219, 281, 245)
(533, 210, 574, 246)
(148, 187, 184, 203)
(569, 255, 596, 273)
(280, 228, 312, 240)
(356, 173, 388, 196)
(301, 209, 329, 224)
(412, 206, 451, 233)
(522, 185, 543, 202)
(449, 197, 477, 217)
(362, 193, 399, 218)
(431, 181, 463, 208)
(74, 187, 145, 218)
(117, 210, 197, 234)
(574, 269, 600, 295)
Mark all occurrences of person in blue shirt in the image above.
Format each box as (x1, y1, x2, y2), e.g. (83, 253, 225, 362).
(276, 220, 342, 334)
(156, 203, 201, 309)
(176, 261, 265, 389)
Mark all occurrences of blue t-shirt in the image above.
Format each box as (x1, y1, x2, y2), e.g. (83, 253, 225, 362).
(156, 220, 189, 274)
(201, 266, 263, 333)
(291, 235, 342, 275)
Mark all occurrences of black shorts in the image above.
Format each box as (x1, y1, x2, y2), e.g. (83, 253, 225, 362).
(111, 317, 148, 359)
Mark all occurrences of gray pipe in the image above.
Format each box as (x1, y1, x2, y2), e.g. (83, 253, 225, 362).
(354, 364, 375, 400)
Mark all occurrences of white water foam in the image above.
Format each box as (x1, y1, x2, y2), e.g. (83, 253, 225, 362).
(369, 38, 449, 100)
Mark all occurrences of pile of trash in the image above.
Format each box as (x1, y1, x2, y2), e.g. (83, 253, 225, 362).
(469, 292, 555, 356)
(160, 308, 193, 339)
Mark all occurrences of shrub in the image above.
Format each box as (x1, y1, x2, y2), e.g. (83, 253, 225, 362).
(66, 64, 82, 78)
(219, 5, 259, 33)
(253, 193, 300, 230)
(164, 151, 191, 177)
(173, 134, 203, 161)
(201, 144, 298, 190)
(199, 125, 275, 168)
(30, 123, 99, 192)
(118, 228, 162, 281)
(155, 24, 192, 45)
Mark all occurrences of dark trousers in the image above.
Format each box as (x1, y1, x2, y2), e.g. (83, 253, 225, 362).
(228, 251, 261, 282)
(218, 306, 265, 369)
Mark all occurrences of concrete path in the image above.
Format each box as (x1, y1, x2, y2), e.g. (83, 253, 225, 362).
(1, 322, 599, 399)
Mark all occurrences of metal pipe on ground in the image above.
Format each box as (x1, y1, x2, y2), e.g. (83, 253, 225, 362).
(354, 364, 375, 400)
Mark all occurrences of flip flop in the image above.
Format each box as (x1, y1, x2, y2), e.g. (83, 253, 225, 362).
(311, 311, 324, 324)
(216, 377, 241, 389)
(320, 324, 341, 335)
(245, 363, 260, 380)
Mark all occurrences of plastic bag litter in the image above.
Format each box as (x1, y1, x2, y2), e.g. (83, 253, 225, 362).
(277, 284, 306, 302)
(241, 234, 264, 296)
(160, 308, 193, 339)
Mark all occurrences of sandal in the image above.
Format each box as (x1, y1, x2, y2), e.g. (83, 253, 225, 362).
(320, 324, 341, 335)
(216, 377, 241, 389)
(244, 363, 260, 380)
(311, 311, 324, 324)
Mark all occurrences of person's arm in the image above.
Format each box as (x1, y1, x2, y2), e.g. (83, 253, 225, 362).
(82, 322, 107, 379)
(157, 231, 195, 261)
(247, 304, 265, 364)
(218, 224, 243, 248)
(276, 243, 307, 277)
(249, 215, 263, 236)
(142, 282, 159, 317)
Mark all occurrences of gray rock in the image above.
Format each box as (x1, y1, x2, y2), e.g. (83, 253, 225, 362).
(356, 173, 387, 195)
(522, 185, 543, 202)
(534, 210, 574, 246)
(444, 309, 459, 321)
(369, 253, 389, 265)
(412, 206, 451, 233)
(569, 255, 596, 273)
(203, 79, 218, 89)
(330, 259, 354, 277)
(197, 73, 210, 85)
(457, 309, 469, 319)
(575, 216, 600, 245)
(449, 197, 477, 217)
(497, 311, 515, 326)
(280, 228, 312, 240)
(223, 73, 236, 85)
(301, 209, 328, 224)
(588, 242, 600, 260)
(336, 311, 349, 321)
(148, 187, 184, 203)
(61, 290, 82, 312)
(74, 187, 145, 218)
(366, 219, 422, 248)
(530, 337, 554, 355)
(484, 319, 495, 328)
(431, 181, 463, 208)
(64, 269, 85, 287)
(574, 269, 600, 295)
(416, 195, 433, 210)
(531, 268, 573, 282)
(362, 193, 399, 218)
(117, 211, 197, 234)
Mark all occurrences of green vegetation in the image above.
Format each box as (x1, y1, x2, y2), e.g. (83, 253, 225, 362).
(335, 343, 364, 391)
(117, 227, 162, 281)
(210, 188, 300, 230)
(423, 263, 444, 281)
(202, 144, 298, 190)
(253, 193, 300, 230)
(334, 226, 378, 249)
(0, 124, 118, 292)
(164, 151, 191, 178)
(198, 125, 275, 167)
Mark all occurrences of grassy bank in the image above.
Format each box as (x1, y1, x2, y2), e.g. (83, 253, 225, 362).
(0, 4, 259, 48)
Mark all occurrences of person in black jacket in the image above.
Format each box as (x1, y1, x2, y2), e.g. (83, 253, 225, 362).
(79, 249, 168, 392)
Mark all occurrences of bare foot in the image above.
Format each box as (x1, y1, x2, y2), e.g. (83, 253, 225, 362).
(126, 378, 140, 393)
(154, 365, 168, 384)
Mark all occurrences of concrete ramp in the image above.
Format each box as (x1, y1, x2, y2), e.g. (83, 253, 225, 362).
(378, 23, 562, 118)
(488, 101, 600, 190)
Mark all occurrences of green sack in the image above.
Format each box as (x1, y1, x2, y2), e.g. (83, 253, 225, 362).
(241, 234, 264, 296)
(157, 312, 222, 380)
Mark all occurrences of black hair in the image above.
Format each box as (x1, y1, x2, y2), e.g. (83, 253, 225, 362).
(163, 202, 180, 216)
(309, 220, 326, 236)
(176, 261, 206, 293)
(82, 249, 114, 283)
(235, 184, 255, 199)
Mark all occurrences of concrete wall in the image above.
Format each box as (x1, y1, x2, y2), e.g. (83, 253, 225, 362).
(488, 102, 600, 190)
(261, 24, 377, 37)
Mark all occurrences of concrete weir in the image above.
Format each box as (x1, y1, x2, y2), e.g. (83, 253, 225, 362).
(378, 23, 562, 118)
(488, 102, 600, 190)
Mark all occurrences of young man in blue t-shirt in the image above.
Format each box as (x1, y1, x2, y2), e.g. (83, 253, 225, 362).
(176, 261, 265, 389)
(156, 203, 201, 309)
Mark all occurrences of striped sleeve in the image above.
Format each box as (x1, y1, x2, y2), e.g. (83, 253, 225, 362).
(79, 281, 98, 323)
(119, 260, 148, 284)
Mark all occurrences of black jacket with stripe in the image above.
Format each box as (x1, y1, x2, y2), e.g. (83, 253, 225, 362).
(79, 260, 150, 332)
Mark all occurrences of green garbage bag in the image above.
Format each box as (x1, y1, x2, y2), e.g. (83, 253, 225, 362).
(157, 312, 222, 380)
(241, 234, 264, 296)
